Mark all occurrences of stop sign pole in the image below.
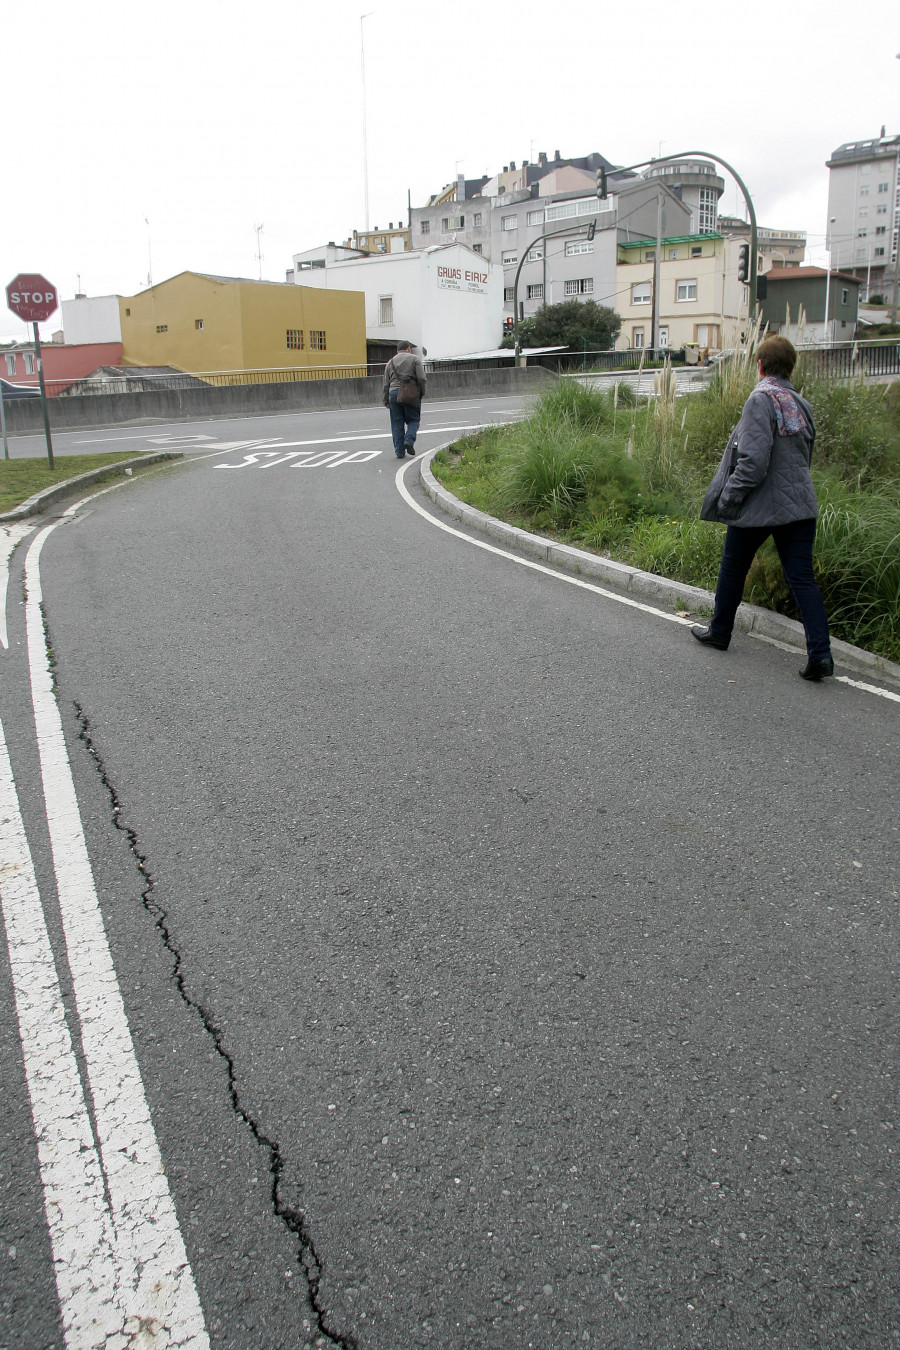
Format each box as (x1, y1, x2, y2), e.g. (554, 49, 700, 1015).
(5, 273, 59, 469)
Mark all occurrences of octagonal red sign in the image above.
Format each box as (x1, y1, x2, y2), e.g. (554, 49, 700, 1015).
(6, 273, 58, 323)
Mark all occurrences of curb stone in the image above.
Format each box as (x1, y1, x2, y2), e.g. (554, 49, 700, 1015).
(417, 442, 900, 690)
(0, 453, 184, 523)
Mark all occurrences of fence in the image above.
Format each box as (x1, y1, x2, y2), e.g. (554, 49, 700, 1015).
(795, 341, 900, 380)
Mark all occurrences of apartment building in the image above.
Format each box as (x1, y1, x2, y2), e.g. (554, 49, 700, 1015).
(495, 179, 692, 324)
(826, 130, 900, 301)
(615, 234, 746, 352)
(718, 216, 807, 271)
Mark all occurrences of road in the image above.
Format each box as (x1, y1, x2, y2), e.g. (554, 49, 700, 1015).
(1, 396, 897, 1350)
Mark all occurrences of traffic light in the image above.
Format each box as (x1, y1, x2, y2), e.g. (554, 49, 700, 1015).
(596, 167, 608, 200)
(586, 220, 596, 241)
(503, 317, 515, 339)
(737, 243, 750, 283)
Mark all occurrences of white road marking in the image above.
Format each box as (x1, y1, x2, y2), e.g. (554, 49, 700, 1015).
(393, 455, 692, 627)
(16, 520, 209, 1348)
(836, 675, 900, 703)
(396, 456, 900, 705)
(1, 522, 35, 649)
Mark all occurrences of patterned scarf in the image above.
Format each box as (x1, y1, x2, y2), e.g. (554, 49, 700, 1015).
(757, 375, 810, 437)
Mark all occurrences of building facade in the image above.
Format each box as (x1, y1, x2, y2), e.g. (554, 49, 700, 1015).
(615, 234, 746, 352)
(826, 131, 900, 301)
(290, 243, 504, 359)
(641, 159, 725, 234)
(759, 267, 861, 345)
(63, 273, 367, 374)
(717, 216, 807, 271)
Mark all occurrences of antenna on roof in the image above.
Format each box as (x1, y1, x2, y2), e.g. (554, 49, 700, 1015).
(254, 223, 265, 280)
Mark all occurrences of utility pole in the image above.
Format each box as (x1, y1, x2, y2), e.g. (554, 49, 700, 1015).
(650, 191, 663, 351)
(360, 13, 373, 232)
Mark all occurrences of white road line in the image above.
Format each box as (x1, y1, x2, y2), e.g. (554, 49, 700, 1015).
(396, 457, 900, 705)
(21, 522, 209, 1348)
(394, 455, 692, 627)
(1, 522, 35, 649)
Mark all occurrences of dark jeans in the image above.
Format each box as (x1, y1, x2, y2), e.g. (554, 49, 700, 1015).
(388, 389, 420, 455)
(709, 518, 832, 660)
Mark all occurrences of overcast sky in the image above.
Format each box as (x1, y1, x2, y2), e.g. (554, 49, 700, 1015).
(2, 0, 897, 342)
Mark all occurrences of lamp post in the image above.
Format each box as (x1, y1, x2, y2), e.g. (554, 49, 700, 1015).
(603, 148, 759, 338)
(512, 218, 597, 360)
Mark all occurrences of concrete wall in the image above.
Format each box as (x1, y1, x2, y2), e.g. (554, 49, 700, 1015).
(61, 295, 123, 344)
(1, 365, 555, 435)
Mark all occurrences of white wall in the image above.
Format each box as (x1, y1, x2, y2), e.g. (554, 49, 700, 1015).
(292, 245, 504, 358)
(61, 295, 122, 345)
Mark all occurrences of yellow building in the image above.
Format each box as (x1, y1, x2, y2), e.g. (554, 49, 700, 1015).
(616, 234, 747, 353)
(119, 272, 367, 377)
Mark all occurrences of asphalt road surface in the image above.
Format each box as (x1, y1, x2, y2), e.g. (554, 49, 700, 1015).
(1, 397, 897, 1350)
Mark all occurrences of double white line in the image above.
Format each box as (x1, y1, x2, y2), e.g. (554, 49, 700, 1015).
(0, 502, 208, 1348)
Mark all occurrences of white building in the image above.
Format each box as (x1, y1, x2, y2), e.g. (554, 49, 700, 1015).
(60, 294, 122, 344)
(291, 243, 504, 359)
(826, 131, 900, 301)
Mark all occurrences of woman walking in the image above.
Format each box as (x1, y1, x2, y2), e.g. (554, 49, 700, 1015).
(692, 335, 834, 680)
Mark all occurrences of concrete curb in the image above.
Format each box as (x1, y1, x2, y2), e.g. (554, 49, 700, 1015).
(0, 453, 184, 523)
(418, 443, 900, 689)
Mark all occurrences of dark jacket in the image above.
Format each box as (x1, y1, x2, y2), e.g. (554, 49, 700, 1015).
(700, 377, 818, 527)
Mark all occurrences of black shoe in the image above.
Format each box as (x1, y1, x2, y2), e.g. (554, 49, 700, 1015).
(691, 625, 729, 651)
(800, 656, 834, 681)
(405, 444, 416, 456)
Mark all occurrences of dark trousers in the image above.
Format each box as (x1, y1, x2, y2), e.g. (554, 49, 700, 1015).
(709, 518, 832, 660)
(388, 389, 420, 456)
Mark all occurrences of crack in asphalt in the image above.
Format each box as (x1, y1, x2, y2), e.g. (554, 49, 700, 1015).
(71, 699, 357, 1350)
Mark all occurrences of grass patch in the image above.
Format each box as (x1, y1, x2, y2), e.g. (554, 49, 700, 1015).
(432, 370, 900, 663)
(0, 452, 143, 514)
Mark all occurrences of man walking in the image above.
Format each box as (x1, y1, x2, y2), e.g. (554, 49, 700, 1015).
(383, 340, 427, 459)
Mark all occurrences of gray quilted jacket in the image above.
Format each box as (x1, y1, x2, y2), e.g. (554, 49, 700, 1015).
(700, 377, 818, 527)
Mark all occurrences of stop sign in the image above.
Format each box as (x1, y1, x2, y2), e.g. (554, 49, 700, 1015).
(6, 273, 59, 323)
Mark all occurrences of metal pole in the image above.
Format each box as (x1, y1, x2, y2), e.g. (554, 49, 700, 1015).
(651, 191, 663, 351)
(0, 383, 8, 460)
(33, 322, 54, 469)
(823, 255, 831, 347)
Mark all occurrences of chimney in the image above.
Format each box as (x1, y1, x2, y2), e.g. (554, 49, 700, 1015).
(510, 160, 516, 170)
(389, 222, 394, 229)
(523, 160, 529, 167)
(554, 149, 561, 161)
(538, 151, 547, 166)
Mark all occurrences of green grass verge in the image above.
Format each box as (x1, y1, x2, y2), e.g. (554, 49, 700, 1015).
(432, 374, 900, 663)
(0, 453, 144, 514)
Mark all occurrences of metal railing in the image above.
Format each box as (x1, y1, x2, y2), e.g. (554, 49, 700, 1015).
(28, 363, 376, 398)
(795, 340, 900, 380)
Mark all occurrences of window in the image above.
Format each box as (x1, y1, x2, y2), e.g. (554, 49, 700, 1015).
(501, 215, 518, 231)
(527, 208, 544, 226)
(876, 225, 887, 235)
(502, 251, 518, 265)
(698, 186, 718, 234)
(644, 250, 656, 262)
(125, 307, 131, 316)
(860, 187, 870, 196)
(545, 197, 600, 222)
(420, 220, 431, 234)
(878, 182, 890, 193)
(156, 324, 167, 333)
(447, 214, 465, 229)
(24, 353, 35, 374)
(504, 287, 514, 302)
(874, 247, 886, 257)
(858, 229, 868, 237)
(631, 282, 651, 304)
(696, 324, 720, 346)
(4, 354, 15, 374)
(309, 330, 327, 351)
(286, 328, 304, 349)
(472, 243, 483, 254)
(379, 296, 393, 326)
(669, 248, 678, 260)
(473, 212, 482, 227)
(564, 278, 593, 295)
(691, 246, 703, 257)
(527, 283, 544, 300)
(676, 279, 697, 302)
(195, 319, 204, 330)
(877, 204, 888, 214)
(632, 328, 644, 349)
(841, 288, 849, 304)
(565, 240, 593, 256)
